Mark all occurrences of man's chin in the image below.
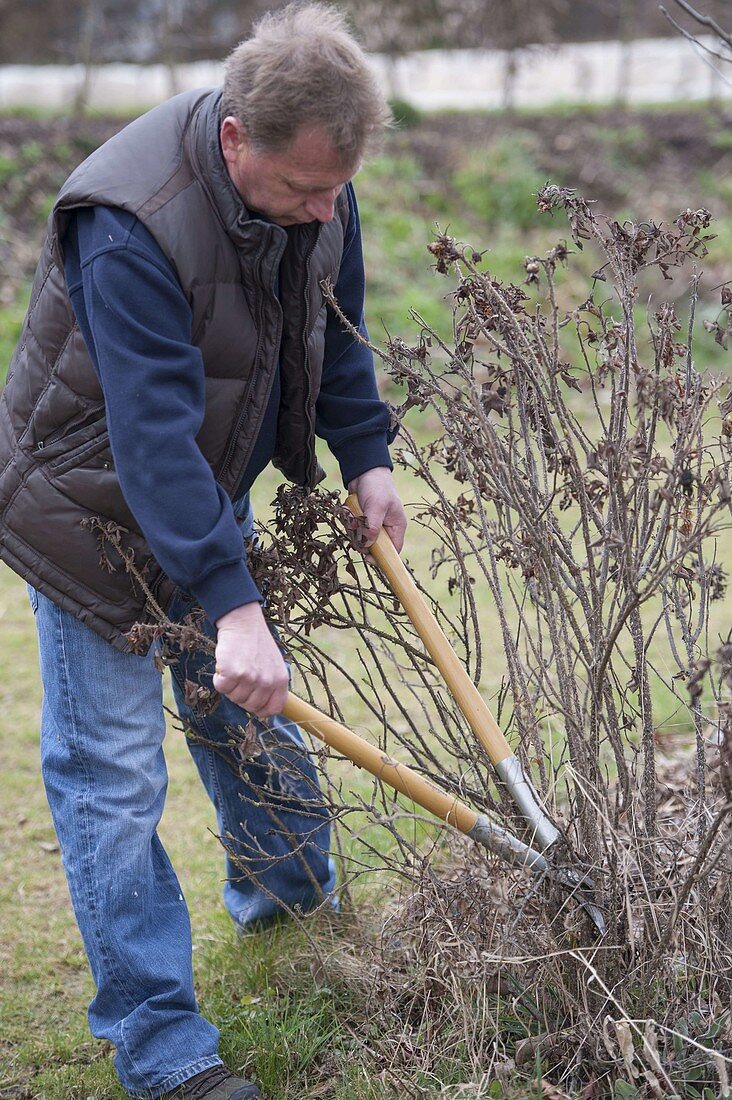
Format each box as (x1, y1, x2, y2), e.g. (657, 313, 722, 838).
(247, 205, 310, 228)
(272, 215, 316, 227)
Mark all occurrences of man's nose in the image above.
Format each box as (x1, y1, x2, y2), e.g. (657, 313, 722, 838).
(305, 188, 339, 223)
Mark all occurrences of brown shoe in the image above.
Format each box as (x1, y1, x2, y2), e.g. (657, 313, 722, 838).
(162, 1065, 265, 1099)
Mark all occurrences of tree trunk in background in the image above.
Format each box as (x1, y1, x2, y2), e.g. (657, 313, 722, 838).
(616, 0, 636, 108)
(73, 0, 97, 116)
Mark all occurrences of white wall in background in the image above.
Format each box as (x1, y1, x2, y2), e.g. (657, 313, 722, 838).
(0, 37, 728, 112)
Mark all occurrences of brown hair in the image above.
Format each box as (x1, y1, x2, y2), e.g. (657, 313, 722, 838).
(221, 3, 391, 166)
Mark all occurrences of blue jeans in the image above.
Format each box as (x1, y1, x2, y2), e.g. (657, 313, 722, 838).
(28, 501, 336, 1097)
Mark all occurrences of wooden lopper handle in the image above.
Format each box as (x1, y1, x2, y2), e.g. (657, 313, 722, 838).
(346, 493, 513, 768)
(282, 692, 477, 834)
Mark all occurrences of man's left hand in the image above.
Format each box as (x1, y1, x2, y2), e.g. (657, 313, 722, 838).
(348, 466, 407, 553)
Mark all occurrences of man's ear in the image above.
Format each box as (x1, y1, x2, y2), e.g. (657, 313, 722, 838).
(220, 116, 247, 167)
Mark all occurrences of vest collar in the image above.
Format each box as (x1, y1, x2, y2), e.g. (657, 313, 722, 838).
(189, 88, 296, 254)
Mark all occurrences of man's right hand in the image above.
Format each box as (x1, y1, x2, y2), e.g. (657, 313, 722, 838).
(213, 602, 289, 719)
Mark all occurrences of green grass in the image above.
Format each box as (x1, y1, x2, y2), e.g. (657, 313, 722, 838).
(0, 153, 17, 186)
(356, 139, 574, 340)
(452, 133, 547, 230)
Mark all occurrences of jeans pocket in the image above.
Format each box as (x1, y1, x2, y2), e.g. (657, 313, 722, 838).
(26, 582, 39, 615)
(233, 492, 257, 545)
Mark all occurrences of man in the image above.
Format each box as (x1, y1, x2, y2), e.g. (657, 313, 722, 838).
(0, 5, 406, 1097)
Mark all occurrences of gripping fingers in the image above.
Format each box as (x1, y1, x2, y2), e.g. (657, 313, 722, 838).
(213, 667, 289, 719)
(213, 602, 290, 718)
(383, 522, 405, 553)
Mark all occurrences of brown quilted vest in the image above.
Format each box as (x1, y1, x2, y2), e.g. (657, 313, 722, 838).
(0, 88, 347, 650)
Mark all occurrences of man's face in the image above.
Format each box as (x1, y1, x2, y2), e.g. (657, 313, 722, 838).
(220, 117, 358, 227)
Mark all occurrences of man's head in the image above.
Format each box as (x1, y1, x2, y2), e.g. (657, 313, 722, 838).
(219, 3, 390, 225)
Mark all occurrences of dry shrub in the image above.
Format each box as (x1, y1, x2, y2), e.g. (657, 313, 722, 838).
(239, 187, 732, 1097)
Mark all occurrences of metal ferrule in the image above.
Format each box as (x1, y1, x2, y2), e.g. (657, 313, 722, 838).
(494, 754, 562, 851)
(468, 814, 548, 872)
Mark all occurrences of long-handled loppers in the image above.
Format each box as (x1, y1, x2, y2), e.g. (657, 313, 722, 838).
(282, 497, 605, 935)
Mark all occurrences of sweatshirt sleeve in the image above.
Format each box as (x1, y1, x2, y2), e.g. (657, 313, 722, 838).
(315, 183, 394, 487)
(63, 205, 261, 624)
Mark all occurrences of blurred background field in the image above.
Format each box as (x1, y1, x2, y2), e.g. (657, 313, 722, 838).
(3, 100, 732, 370)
